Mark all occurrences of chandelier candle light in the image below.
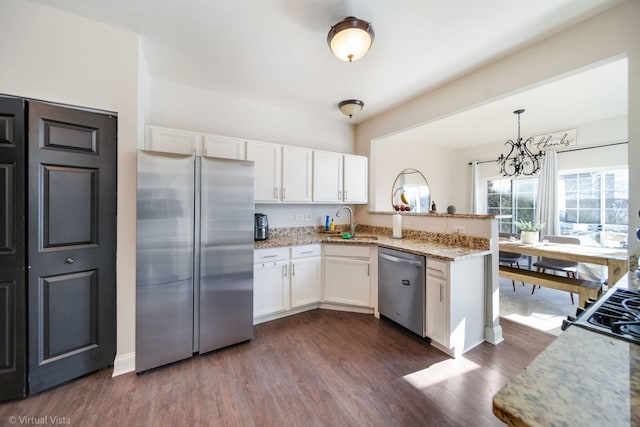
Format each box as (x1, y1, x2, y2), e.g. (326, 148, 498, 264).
(497, 109, 544, 177)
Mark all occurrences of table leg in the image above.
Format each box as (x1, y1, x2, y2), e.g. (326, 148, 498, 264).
(607, 259, 628, 287)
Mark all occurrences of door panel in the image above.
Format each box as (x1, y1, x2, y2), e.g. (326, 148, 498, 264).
(27, 101, 116, 394)
(39, 270, 98, 361)
(42, 166, 97, 247)
(0, 96, 26, 401)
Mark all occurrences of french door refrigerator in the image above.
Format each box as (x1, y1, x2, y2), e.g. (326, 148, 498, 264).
(136, 150, 254, 373)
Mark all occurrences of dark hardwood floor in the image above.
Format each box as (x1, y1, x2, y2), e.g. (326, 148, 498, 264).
(0, 311, 555, 427)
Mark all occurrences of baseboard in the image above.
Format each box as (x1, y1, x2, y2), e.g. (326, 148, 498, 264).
(112, 352, 135, 377)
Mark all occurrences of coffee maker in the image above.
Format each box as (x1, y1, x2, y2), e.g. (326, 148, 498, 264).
(255, 213, 269, 241)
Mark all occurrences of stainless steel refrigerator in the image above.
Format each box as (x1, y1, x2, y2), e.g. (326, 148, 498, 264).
(136, 150, 254, 373)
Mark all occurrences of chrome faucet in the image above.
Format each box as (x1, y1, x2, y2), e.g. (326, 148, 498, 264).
(336, 206, 357, 236)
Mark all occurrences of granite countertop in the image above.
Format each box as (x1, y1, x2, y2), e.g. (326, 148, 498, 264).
(493, 274, 640, 427)
(254, 232, 491, 262)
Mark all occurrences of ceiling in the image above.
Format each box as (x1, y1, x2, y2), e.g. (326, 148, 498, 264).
(382, 58, 628, 148)
(29, 0, 625, 127)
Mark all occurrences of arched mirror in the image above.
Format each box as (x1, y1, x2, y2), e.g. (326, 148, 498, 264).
(391, 169, 431, 213)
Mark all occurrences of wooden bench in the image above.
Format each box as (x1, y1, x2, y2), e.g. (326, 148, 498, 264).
(499, 266, 602, 308)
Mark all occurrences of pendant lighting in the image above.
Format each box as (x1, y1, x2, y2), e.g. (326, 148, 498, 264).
(338, 100, 364, 118)
(497, 109, 544, 177)
(327, 16, 375, 62)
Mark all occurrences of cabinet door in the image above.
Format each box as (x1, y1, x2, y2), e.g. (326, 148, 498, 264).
(343, 154, 368, 203)
(324, 257, 371, 307)
(254, 260, 290, 317)
(282, 146, 312, 202)
(291, 257, 321, 307)
(146, 126, 200, 155)
(203, 135, 245, 160)
(426, 275, 448, 346)
(313, 151, 343, 203)
(246, 141, 281, 202)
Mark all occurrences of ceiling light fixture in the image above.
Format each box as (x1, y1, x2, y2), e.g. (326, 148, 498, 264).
(338, 99, 364, 118)
(327, 16, 374, 62)
(497, 109, 544, 177)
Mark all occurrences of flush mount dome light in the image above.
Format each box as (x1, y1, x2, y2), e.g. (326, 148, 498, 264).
(327, 16, 374, 62)
(339, 99, 364, 118)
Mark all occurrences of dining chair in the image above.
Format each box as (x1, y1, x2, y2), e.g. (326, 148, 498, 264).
(532, 235, 580, 303)
(499, 232, 526, 291)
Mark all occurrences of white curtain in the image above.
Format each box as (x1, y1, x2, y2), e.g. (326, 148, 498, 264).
(535, 150, 559, 236)
(470, 161, 483, 214)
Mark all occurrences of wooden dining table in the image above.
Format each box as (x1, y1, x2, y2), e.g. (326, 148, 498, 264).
(498, 239, 628, 307)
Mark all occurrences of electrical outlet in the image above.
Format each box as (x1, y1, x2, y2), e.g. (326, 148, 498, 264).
(295, 214, 302, 221)
(403, 222, 411, 229)
(453, 226, 466, 234)
(304, 213, 312, 221)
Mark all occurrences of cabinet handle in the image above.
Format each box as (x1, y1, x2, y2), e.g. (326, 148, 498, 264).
(439, 284, 443, 302)
(283, 264, 287, 278)
(282, 188, 286, 200)
(300, 250, 313, 254)
(291, 263, 295, 277)
(344, 190, 348, 200)
(367, 264, 370, 277)
(261, 254, 278, 259)
(274, 188, 279, 199)
(338, 190, 342, 200)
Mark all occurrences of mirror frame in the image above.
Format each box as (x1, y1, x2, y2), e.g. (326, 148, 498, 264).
(391, 168, 431, 213)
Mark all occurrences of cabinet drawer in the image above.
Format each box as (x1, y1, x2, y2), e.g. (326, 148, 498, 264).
(291, 244, 321, 259)
(426, 258, 449, 279)
(323, 244, 370, 259)
(254, 247, 289, 263)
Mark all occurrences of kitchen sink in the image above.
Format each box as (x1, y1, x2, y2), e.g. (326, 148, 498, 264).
(323, 235, 379, 242)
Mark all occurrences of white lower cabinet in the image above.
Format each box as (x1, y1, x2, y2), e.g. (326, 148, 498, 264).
(425, 256, 485, 357)
(254, 245, 321, 323)
(323, 244, 372, 307)
(254, 248, 290, 318)
(290, 246, 321, 307)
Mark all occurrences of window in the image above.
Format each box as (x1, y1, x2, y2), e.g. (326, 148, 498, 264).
(485, 168, 629, 248)
(559, 169, 628, 248)
(486, 177, 538, 234)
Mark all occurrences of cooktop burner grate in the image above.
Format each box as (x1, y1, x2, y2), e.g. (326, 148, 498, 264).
(573, 288, 640, 344)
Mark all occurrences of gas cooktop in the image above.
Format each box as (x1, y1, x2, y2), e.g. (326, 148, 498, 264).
(568, 288, 640, 344)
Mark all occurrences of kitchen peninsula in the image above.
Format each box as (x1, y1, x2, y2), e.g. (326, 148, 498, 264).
(493, 274, 640, 427)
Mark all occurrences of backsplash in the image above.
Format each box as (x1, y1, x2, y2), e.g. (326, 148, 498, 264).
(269, 225, 490, 250)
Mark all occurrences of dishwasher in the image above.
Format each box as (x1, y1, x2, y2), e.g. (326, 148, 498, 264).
(378, 247, 426, 337)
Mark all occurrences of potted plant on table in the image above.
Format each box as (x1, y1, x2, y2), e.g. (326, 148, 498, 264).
(513, 220, 545, 244)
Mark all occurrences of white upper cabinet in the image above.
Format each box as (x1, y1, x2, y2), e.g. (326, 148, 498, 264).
(313, 151, 343, 203)
(343, 154, 368, 203)
(246, 141, 282, 203)
(203, 135, 245, 160)
(313, 151, 368, 204)
(145, 126, 200, 155)
(145, 125, 368, 205)
(282, 146, 313, 202)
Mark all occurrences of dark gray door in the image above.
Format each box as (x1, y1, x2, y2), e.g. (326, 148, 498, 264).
(0, 96, 27, 400)
(27, 101, 116, 394)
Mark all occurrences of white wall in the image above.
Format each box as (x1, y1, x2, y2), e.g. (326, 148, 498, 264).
(356, 0, 640, 259)
(150, 79, 354, 153)
(371, 138, 456, 213)
(0, 1, 141, 375)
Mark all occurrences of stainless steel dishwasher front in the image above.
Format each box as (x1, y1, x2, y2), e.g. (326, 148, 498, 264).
(378, 247, 426, 336)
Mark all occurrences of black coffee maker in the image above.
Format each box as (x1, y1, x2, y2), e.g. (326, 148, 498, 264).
(255, 213, 269, 241)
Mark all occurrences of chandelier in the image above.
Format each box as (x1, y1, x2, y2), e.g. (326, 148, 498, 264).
(497, 109, 544, 177)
